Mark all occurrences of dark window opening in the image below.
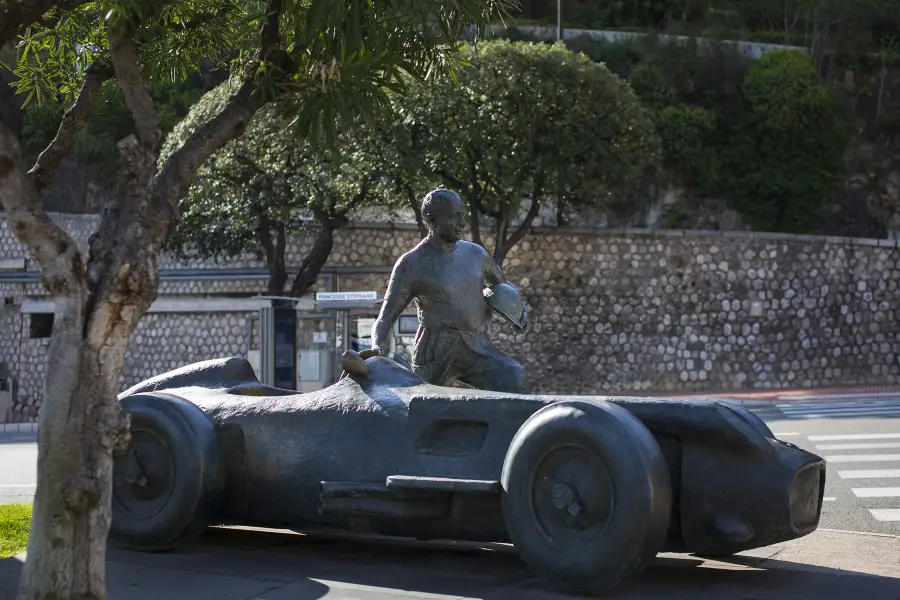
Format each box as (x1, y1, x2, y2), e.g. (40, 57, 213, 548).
(30, 313, 54, 339)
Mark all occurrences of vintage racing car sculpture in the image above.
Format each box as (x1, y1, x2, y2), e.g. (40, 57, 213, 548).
(111, 351, 826, 594)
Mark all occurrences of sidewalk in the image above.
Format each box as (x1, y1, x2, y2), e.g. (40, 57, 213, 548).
(1, 526, 898, 599)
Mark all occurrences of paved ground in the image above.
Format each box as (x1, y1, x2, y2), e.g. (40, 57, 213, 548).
(2, 525, 900, 599)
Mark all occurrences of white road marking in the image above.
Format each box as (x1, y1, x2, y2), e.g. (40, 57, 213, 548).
(777, 392, 900, 402)
(852, 488, 900, 498)
(809, 433, 900, 441)
(823, 497, 836, 501)
(869, 509, 900, 522)
(786, 409, 900, 419)
(778, 399, 900, 410)
(825, 454, 900, 463)
(780, 400, 900, 413)
(772, 432, 799, 437)
(838, 469, 900, 479)
(816, 442, 900, 450)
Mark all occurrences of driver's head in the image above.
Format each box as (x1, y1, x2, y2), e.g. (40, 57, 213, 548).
(421, 189, 466, 243)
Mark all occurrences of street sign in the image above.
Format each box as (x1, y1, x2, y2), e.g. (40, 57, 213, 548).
(314, 290, 379, 310)
(315, 291, 377, 302)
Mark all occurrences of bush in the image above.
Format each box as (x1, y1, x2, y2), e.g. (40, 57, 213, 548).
(655, 104, 718, 189)
(720, 50, 851, 232)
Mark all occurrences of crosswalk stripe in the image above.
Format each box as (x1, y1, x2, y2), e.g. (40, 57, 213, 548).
(781, 408, 900, 419)
(809, 433, 900, 441)
(771, 432, 799, 437)
(777, 399, 900, 410)
(754, 408, 900, 420)
(837, 469, 900, 479)
(777, 392, 900, 402)
(869, 509, 900, 522)
(824, 454, 900, 463)
(852, 487, 900, 498)
(780, 402, 900, 414)
(815, 442, 900, 450)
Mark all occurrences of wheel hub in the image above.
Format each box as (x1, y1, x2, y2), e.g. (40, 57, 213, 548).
(113, 427, 175, 520)
(530, 443, 614, 546)
(549, 482, 582, 516)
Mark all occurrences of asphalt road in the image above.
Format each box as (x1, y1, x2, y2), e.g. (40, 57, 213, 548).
(750, 393, 900, 536)
(2, 394, 900, 537)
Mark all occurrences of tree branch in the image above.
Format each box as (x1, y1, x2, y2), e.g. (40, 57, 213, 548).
(494, 180, 543, 266)
(0, 123, 83, 295)
(28, 61, 113, 191)
(150, 0, 290, 238)
(108, 28, 161, 153)
(260, 0, 283, 59)
(150, 77, 263, 235)
(401, 180, 427, 236)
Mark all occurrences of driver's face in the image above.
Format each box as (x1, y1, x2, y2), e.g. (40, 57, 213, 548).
(432, 199, 467, 243)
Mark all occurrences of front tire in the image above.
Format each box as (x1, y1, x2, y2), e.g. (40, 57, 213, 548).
(501, 399, 672, 594)
(110, 393, 224, 551)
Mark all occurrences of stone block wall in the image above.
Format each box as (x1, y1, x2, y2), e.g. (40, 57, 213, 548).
(2, 213, 900, 420)
(120, 313, 256, 390)
(492, 231, 900, 394)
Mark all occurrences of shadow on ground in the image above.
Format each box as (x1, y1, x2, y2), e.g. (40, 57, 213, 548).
(101, 526, 900, 599)
(0, 555, 22, 600)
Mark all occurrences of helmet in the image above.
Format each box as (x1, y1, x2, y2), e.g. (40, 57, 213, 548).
(484, 282, 529, 333)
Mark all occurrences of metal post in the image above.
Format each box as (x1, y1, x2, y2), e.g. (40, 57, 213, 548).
(332, 275, 340, 382)
(259, 305, 275, 386)
(557, 0, 563, 41)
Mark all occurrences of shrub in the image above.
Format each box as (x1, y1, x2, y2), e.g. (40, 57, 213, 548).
(720, 50, 851, 232)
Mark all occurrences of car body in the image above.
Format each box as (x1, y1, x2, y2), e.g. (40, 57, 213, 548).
(111, 352, 826, 594)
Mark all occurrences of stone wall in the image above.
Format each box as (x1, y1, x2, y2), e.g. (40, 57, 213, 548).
(2, 214, 900, 421)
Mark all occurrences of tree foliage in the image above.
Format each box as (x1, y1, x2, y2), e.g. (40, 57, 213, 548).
(389, 39, 661, 264)
(716, 49, 850, 232)
(164, 80, 395, 296)
(19, 76, 206, 185)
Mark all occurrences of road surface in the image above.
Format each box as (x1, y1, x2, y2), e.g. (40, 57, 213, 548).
(749, 393, 900, 536)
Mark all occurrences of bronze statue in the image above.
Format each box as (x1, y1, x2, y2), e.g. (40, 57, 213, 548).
(371, 189, 530, 393)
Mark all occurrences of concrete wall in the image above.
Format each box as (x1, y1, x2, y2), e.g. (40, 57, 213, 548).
(1, 214, 899, 421)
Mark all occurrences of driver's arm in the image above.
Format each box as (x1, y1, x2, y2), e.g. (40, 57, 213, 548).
(372, 256, 415, 355)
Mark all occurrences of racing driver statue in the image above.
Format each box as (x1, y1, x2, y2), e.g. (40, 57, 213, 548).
(371, 188, 531, 393)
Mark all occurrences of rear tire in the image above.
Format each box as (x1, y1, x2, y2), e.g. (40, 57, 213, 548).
(110, 393, 224, 551)
(501, 399, 672, 594)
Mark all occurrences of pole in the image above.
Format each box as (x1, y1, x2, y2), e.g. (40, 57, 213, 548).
(557, 0, 563, 41)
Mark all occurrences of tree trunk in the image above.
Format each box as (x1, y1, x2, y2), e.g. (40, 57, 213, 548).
(18, 315, 133, 600)
(493, 193, 542, 267)
(402, 182, 427, 237)
(289, 224, 338, 297)
(13, 124, 161, 600)
(259, 216, 288, 295)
